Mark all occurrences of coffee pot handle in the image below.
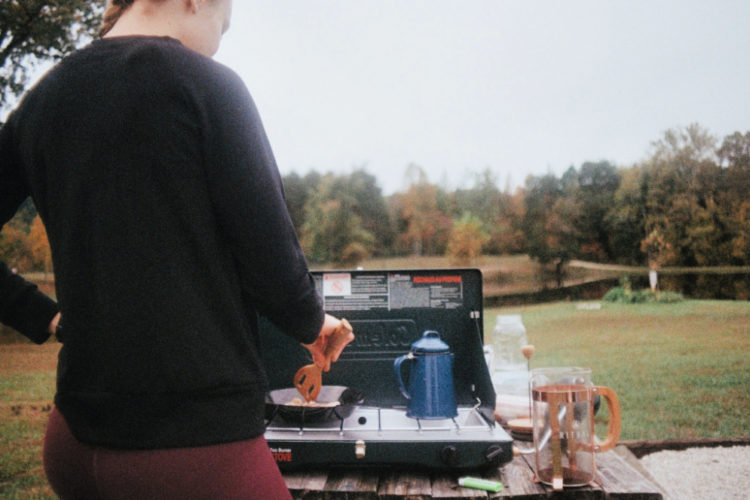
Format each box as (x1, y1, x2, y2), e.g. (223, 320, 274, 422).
(593, 386, 621, 452)
(393, 353, 413, 400)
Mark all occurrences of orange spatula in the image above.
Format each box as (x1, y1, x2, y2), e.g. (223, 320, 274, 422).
(293, 318, 354, 402)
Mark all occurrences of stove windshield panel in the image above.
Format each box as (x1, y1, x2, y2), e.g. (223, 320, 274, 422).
(258, 269, 496, 423)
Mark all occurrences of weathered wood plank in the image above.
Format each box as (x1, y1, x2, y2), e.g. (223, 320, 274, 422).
(519, 453, 603, 499)
(377, 470, 432, 500)
(595, 450, 664, 500)
(491, 456, 546, 499)
(613, 445, 669, 498)
(322, 469, 381, 500)
(431, 473, 488, 499)
(285, 470, 329, 500)
(281, 446, 669, 499)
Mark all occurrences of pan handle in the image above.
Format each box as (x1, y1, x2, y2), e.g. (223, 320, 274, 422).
(263, 403, 279, 429)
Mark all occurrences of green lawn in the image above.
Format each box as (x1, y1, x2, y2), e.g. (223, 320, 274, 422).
(1, 300, 748, 498)
(0, 344, 58, 499)
(485, 300, 750, 440)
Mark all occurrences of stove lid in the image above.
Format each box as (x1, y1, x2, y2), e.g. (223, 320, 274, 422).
(258, 268, 495, 421)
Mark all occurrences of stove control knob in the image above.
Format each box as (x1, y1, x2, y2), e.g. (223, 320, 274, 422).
(355, 440, 366, 459)
(485, 445, 505, 465)
(440, 445, 460, 467)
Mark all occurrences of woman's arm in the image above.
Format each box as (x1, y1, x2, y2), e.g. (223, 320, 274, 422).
(0, 115, 59, 344)
(0, 262, 58, 344)
(201, 67, 325, 344)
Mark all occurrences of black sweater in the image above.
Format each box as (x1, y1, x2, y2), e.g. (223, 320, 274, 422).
(0, 36, 324, 448)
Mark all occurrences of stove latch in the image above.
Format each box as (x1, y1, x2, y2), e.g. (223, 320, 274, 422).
(355, 440, 366, 459)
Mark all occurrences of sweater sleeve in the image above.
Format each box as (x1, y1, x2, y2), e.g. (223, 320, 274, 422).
(0, 117, 59, 344)
(0, 263, 58, 344)
(200, 67, 324, 344)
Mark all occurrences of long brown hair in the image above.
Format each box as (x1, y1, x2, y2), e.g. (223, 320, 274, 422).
(99, 0, 136, 37)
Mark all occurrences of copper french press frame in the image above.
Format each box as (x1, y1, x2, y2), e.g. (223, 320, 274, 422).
(531, 369, 621, 491)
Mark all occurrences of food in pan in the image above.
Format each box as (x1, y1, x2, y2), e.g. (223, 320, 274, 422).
(287, 396, 340, 407)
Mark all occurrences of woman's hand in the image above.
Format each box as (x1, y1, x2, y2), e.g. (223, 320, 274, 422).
(303, 314, 354, 372)
(49, 312, 61, 335)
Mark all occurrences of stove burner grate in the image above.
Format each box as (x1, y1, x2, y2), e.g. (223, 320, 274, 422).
(266, 404, 495, 437)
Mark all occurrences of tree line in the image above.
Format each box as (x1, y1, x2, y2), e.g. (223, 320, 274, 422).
(280, 124, 749, 271)
(2, 125, 748, 278)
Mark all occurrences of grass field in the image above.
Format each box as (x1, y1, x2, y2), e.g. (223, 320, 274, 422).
(485, 300, 750, 441)
(0, 344, 58, 499)
(1, 299, 749, 498)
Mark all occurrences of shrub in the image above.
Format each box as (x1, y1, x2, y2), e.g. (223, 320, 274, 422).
(603, 277, 683, 304)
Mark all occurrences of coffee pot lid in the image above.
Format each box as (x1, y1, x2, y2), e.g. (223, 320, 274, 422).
(411, 330, 451, 354)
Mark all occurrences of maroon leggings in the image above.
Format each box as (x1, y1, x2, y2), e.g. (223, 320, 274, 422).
(43, 408, 292, 500)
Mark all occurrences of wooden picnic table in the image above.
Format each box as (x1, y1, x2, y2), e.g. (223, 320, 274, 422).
(282, 444, 667, 499)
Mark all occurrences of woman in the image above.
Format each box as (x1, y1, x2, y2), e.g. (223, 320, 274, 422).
(0, 0, 351, 498)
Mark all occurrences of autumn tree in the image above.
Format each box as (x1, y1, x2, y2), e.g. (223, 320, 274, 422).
(718, 131, 750, 167)
(450, 169, 525, 254)
(521, 173, 574, 286)
(640, 228, 673, 268)
(728, 201, 750, 264)
(446, 213, 488, 266)
(641, 124, 726, 266)
(717, 131, 750, 264)
(282, 171, 321, 236)
(605, 125, 750, 270)
(390, 165, 451, 256)
(0, 219, 32, 271)
(300, 174, 376, 267)
(28, 214, 52, 274)
(344, 168, 395, 257)
(492, 186, 526, 254)
(575, 161, 620, 261)
(1, 0, 104, 111)
(452, 170, 501, 224)
(606, 166, 648, 265)
(522, 173, 558, 264)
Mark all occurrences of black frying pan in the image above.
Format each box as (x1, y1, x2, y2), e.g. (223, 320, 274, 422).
(265, 385, 364, 424)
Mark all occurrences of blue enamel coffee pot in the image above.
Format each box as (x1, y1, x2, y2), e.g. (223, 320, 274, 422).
(393, 330, 458, 419)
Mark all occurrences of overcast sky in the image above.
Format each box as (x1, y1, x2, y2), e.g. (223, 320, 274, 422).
(214, 0, 750, 195)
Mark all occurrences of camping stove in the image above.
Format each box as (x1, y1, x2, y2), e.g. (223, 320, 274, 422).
(264, 405, 511, 470)
(259, 269, 513, 471)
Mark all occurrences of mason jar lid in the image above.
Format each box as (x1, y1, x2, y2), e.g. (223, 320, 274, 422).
(496, 314, 523, 324)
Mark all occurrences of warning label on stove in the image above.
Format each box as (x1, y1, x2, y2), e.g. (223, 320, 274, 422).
(389, 273, 463, 309)
(317, 272, 463, 311)
(320, 273, 389, 311)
